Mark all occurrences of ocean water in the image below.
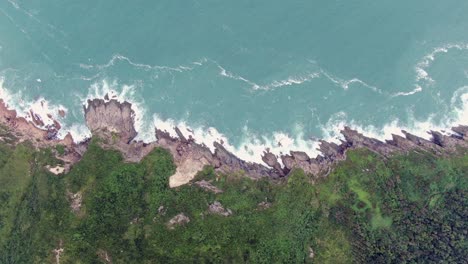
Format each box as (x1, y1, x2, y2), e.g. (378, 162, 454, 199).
(0, 0, 467, 163)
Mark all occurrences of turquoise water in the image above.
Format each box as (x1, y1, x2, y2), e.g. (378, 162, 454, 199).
(1, 1, 467, 162)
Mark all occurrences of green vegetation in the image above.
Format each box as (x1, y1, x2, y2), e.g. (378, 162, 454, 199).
(0, 139, 466, 263)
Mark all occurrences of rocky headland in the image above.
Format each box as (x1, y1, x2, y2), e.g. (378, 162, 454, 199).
(1, 97, 467, 186)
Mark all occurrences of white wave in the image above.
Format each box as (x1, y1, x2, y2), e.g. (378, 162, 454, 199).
(320, 70, 382, 93)
(324, 85, 468, 143)
(216, 62, 321, 90)
(153, 114, 321, 165)
(265, 73, 320, 89)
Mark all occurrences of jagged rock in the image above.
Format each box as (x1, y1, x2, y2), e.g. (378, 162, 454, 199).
(430, 131, 444, 147)
(84, 99, 137, 143)
(280, 153, 322, 176)
(402, 130, 443, 154)
(452, 125, 468, 139)
(318, 140, 343, 158)
(167, 213, 190, 229)
(281, 155, 295, 170)
(341, 127, 397, 156)
(290, 151, 310, 161)
(386, 134, 418, 151)
(208, 201, 232, 216)
(174, 127, 188, 142)
(213, 142, 279, 179)
(194, 180, 223, 194)
(261, 151, 284, 176)
(429, 130, 468, 150)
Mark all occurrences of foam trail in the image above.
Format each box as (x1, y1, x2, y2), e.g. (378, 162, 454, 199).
(415, 43, 468, 84)
(320, 70, 382, 93)
(216, 61, 324, 91)
(79, 54, 206, 73)
(392, 86, 423, 97)
(216, 64, 261, 90)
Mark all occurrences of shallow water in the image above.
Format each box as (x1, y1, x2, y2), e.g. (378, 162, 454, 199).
(0, 0, 467, 162)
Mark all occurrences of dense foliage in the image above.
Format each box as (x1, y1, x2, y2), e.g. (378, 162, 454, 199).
(0, 137, 466, 263)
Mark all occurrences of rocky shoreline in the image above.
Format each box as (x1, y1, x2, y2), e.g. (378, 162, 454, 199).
(1, 98, 467, 186)
(83, 99, 468, 186)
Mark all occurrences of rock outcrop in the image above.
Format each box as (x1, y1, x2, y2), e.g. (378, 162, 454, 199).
(84, 99, 137, 143)
(167, 213, 190, 229)
(208, 201, 232, 217)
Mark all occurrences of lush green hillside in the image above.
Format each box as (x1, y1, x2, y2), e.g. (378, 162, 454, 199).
(0, 138, 466, 263)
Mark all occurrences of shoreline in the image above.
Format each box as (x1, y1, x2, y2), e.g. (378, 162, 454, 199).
(0, 96, 467, 187)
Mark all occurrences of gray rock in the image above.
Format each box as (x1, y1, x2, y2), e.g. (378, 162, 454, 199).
(208, 201, 232, 216)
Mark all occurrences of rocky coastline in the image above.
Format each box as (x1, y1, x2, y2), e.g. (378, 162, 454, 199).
(1, 98, 467, 186)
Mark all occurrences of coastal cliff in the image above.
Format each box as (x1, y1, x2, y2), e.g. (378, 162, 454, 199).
(0, 97, 466, 186)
